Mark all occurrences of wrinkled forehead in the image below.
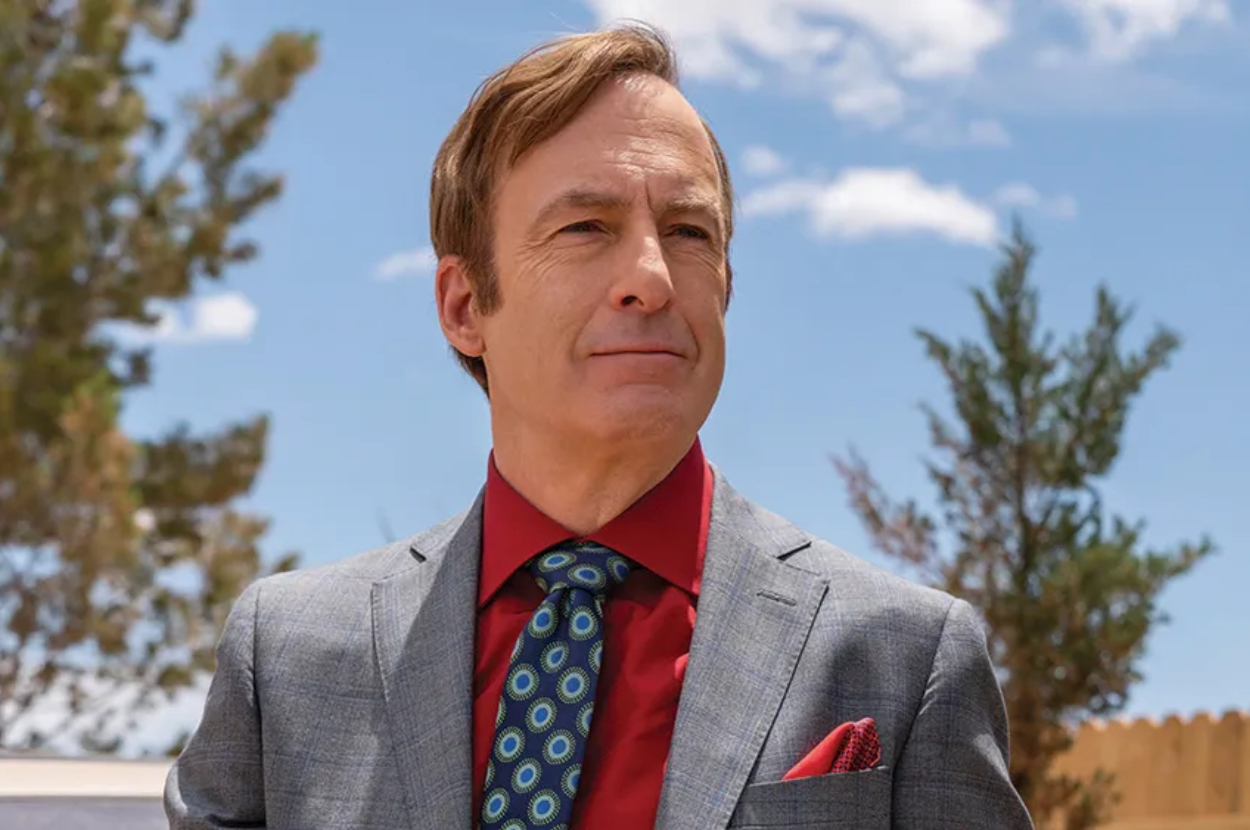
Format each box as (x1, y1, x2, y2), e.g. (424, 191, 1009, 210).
(494, 74, 726, 217)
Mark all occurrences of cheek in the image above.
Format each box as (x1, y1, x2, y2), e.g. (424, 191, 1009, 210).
(491, 285, 586, 372)
(513, 250, 602, 314)
(671, 249, 728, 299)
(678, 268, 728, 332)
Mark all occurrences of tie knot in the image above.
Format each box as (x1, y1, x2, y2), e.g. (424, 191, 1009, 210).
(527, 541, 633, 597)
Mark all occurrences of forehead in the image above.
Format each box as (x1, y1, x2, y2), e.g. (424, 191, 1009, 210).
(499, 74, 722, 209)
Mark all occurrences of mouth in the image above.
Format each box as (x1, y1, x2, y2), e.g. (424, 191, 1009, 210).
(591, 348, 686, 358)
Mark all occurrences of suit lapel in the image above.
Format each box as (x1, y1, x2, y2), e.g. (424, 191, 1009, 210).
(372, 495, 483, 830)
(655, 472, 829, 830)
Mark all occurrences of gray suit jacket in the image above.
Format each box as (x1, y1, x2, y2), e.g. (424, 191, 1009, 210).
(165, 470, 1033, 829)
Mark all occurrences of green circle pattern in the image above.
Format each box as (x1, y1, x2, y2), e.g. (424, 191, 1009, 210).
(576, 703, 594, 738)
(483, 789, 509, 822)
(512, 759, 541, 793)
(506, 664, 539, 701)
(561, 764, 581, 798)
(568, 609, 597, 641)
(528, 605, 557, 638)
(607, 555, 630, 583)
(479, 542, 632, 828)
(569, 564, 606, 590)
(539, 552, 574, 572)
(540, 641, 568, 673)
(557, 668, 589, 705)
(495, 727, 525, 763)
(543, 730, 575, 765)
(526, 698, 556, 733)
(528, 789, 560, 825)
(588, 641, 602, 672)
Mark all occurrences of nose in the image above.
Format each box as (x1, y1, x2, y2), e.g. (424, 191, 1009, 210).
(610, 225, 676, 312)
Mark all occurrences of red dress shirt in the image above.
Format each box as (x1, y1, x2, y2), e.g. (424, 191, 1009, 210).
(473, 439, 712, 829)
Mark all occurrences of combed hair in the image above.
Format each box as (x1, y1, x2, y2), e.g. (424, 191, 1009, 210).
(429, 22, 735, 393)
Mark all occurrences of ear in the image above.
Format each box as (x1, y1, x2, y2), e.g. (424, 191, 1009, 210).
(435, 254, 485, 358)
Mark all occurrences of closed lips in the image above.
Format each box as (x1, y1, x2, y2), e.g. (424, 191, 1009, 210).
(592, 346, 685, 356)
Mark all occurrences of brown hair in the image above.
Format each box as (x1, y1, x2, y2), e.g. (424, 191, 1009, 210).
(429, 22, 735, 393)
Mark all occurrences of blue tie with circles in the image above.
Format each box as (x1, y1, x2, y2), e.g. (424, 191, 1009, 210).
(480, 541, 633, 829)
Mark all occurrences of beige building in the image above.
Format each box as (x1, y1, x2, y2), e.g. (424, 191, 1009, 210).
(3, 711, 1248, 828)
(1049, 710, 1250, 829)
(0, 752, 168, 828)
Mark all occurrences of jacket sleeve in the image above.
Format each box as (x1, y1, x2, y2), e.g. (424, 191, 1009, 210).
(892, 598, 1035, 829)
(164, 580, 267, 829)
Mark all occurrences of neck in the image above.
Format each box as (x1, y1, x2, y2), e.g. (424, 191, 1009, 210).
(491, 425, 695, 536)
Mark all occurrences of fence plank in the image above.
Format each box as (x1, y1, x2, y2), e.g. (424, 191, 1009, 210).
(1240, 710, 1250, 816)
(1052, 710, 1250, 824)
(1207, 711, 1243, 814)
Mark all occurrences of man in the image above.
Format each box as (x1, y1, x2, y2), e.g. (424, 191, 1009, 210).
(166, 23, 1033, 830)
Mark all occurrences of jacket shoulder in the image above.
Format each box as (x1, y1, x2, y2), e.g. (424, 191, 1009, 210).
(722, 480, 958, 628)
(797, 536, 955, 620)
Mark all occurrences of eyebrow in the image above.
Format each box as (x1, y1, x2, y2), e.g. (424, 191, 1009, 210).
(530, 188, 630, 233)
(663, 195, 724, 225)
(528, 186, 725, 237)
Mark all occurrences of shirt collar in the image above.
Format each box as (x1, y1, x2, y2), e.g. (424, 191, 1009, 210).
(478, 438, 710, 607)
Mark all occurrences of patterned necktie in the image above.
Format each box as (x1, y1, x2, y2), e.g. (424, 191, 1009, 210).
(480, 541, 633, 828)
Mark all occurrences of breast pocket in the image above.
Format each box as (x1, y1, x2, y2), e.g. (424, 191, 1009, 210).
(726, 765, 892, 829)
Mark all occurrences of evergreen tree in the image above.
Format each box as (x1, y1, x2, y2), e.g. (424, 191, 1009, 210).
(0, 0, 316, 752)
(835, 223, 1213, 827)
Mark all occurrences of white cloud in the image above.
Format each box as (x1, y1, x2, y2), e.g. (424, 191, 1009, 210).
(826, 38, 908, 127)
(834, 1, 1010, 79)
(742, 145, 787, 176)
(174, 294, 258, 342)
(375, 246, 438, 281)
(991, 181, 1079, 219)
(742, 167, 999, 246)
(585, 0, 1009, 80)
(966, 118, 1013, 147)
(584, 0, 843, 85)
(580, 1, 1235, 133)
(582, 0, 1009, 127)
(1055, 0, 1232, 62)
(904, 116, 1012, 147)
(116, 292, 258, 345)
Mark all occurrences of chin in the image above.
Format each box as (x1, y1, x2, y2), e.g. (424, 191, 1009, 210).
(576, 387, 709, 446)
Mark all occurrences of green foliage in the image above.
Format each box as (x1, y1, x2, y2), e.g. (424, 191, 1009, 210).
(0, 0, 315, 753)
(835, 221, 1213, 827)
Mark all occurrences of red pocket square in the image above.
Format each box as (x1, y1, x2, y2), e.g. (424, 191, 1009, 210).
(783, 717, 881, 780)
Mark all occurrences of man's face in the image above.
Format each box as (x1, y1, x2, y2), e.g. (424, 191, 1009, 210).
(471, 74, 729, 450)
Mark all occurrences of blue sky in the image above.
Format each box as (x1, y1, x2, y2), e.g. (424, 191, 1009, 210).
(114, 0, 1248, 747)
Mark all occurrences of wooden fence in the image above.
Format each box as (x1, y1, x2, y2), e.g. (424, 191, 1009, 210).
(1049, 710, 1250, 829)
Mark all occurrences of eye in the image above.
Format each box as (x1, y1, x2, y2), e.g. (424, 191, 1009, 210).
(670, 224, 711, 240)
(560, 220, 604, 234)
